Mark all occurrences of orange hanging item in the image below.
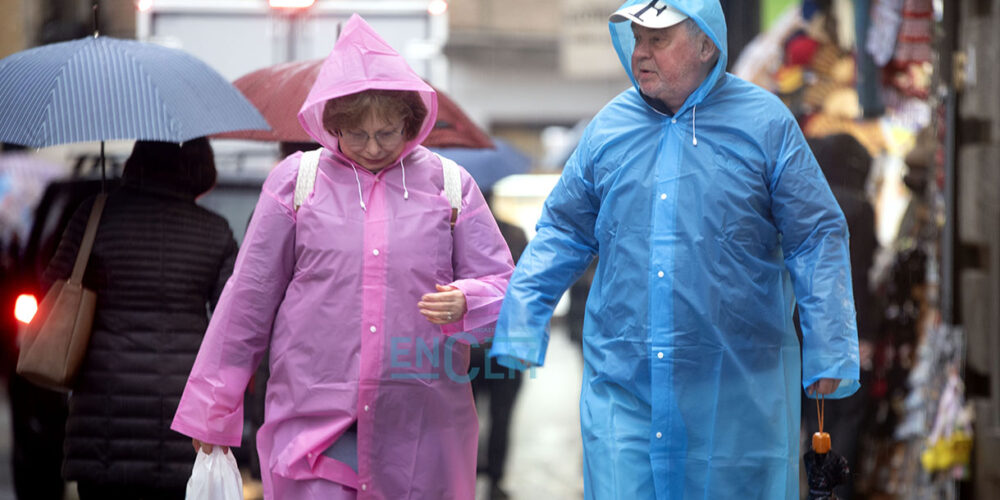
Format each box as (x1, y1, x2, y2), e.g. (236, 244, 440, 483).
(812, 395, 831, 454)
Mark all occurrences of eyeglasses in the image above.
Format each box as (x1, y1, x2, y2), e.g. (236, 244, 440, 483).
(338, 127, 405, 149)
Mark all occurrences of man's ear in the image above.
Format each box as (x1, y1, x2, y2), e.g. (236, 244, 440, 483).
(699, 35, 717, 63)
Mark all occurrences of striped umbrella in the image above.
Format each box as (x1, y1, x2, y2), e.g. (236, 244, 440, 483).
(0, 36, 269, 148)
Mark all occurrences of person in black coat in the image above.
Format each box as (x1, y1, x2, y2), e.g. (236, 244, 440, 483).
(43, 139, 237, 500)
(801, 133, 878, 500)
(469, 191, 528, 500)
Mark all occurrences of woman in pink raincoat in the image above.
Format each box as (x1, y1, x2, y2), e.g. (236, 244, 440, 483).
(171, 15, 514, 500)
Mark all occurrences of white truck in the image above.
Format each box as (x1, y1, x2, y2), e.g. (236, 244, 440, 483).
(134, 0, 450, 171)
(136, 0, 449, 82)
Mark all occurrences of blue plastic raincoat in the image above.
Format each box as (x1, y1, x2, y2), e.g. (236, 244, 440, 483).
(489, 1, 860, 498)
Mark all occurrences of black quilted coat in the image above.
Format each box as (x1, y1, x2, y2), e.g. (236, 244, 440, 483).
(44, 185, 237, 489)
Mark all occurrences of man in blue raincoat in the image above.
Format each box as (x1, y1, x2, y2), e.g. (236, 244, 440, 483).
(489, 1, 861, 498)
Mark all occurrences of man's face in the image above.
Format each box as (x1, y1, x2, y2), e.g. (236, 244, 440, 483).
(630, 23, 714, 113)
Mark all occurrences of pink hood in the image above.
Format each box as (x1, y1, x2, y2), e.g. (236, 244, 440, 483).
(297, 13, 438, 159)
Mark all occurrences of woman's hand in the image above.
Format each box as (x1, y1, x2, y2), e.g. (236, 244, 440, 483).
(806, 378, 841, 396)
(192, 438, 229, 455)
(418, 284, 467, 324)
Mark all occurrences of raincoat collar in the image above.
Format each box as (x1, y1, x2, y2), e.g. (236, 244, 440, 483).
(297, 14, 438, 167)
(609, 0, 729, 116)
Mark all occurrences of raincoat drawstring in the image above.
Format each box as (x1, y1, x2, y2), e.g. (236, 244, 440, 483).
(692, 105, 698, 146)
(349, 163, 367, 211)
(400, 158, 409, 200)
(348, 158, 410, 210)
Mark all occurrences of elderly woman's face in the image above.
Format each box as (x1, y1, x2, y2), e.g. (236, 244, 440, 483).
(337, 112, 407, 172)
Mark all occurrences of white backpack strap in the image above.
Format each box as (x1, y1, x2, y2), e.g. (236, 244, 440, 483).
(435, 153, 462, 232)
(294, 148, 323, 212)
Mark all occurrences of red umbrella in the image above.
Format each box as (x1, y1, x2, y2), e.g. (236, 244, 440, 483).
(215, 59, 493, 149)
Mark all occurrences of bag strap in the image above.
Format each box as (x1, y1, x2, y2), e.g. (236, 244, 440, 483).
(435, 153, 462, 232)
(69, 193, 107, 285)
(294, 148, 323, 212)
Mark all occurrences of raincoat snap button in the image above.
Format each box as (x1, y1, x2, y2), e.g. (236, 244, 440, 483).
(370, 325, 377, 333)
(362, 484, 368, 491)
(372, 249, 380, 256)
(364, 405, 370, 412)
(657, 271, 664, 278)
(656, 432, 663, 439)
(671, 118, 677, 124)
(660, 193, 667, 200)
(657, 352, 664, 359)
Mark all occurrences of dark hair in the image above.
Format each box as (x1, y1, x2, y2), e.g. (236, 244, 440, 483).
(122, 138, 217, 198)
(808, 133, 871, 191)
(322, 89, 427, 141)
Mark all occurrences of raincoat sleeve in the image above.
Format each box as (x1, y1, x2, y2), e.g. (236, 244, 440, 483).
(489, 132, 600, 369)
(171, 156, 299, 446)
(442, 168, 515, 344)
(770, 122, 861, 399)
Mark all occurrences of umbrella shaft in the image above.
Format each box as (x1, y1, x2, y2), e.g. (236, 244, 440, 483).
(100, 141, 106, 192)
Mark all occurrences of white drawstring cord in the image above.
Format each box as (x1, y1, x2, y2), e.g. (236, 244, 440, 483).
(400, 158, 409, 200)
(348, 157, 409, 211)
(692, 105, 698, 146)
(349, 163, 367, 211)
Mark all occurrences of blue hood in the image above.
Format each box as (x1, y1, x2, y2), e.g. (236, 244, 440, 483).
(610, 0, 729, 114)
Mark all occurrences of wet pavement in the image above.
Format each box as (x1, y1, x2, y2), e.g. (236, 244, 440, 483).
(0, 384, 12, 500)
(478, 322, 585, 500)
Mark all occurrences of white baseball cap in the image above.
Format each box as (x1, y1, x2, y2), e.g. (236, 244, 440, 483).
(609, 1, 688, 29)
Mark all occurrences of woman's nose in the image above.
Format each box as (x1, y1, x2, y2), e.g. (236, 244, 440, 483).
(364, 136, 382, 155)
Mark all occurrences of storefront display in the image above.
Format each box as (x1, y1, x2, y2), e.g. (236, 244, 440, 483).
(735, 1, 969, 498)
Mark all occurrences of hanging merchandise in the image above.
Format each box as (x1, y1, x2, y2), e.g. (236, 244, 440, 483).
(889, 321, 973, 498)
(756, 5, 890, 156)
(882, 0, 934, 100)
(893, 0, 933, 65)
(866, 0, 905, 67)
(919, 371, 973, 476)
(732, 6, 807, 91)
(854, 0, 886, 116)
(831, 0, 855, 51)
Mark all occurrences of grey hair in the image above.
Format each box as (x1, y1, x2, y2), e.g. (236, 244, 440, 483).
(681, 18, 702, 39)
(682, 18, 720, 65)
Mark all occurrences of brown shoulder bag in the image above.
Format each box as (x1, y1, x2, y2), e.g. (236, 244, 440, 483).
(16, 193, 107, 391)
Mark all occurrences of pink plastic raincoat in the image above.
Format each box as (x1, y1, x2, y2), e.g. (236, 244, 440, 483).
(172, 15, 513, 500)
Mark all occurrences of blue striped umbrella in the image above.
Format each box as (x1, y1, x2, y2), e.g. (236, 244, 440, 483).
(0, 36, 269, 147)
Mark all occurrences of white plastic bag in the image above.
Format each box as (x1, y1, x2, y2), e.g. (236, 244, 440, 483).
(185, 447, 243, 500)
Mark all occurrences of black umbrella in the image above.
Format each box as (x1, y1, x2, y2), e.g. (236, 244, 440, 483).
(804, 396, 850, 500)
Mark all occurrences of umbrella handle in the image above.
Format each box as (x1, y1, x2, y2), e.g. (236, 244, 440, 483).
(812, 395, 831, 454)
(816, 395, 824, 434)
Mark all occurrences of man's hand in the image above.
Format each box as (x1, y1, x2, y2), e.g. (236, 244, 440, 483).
(807, 378, 841, 396)
(192, 438, 229, 455)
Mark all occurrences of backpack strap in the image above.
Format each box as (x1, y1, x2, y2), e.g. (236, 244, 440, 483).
(435, 153, 462, 232)
(294, 148, 323, 212)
